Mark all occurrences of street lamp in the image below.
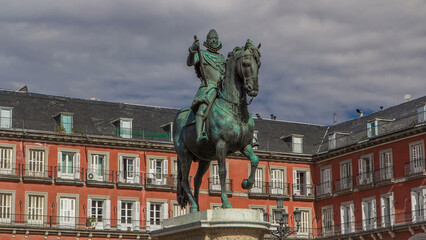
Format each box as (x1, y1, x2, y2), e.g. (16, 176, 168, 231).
(264, 197, 302, 239)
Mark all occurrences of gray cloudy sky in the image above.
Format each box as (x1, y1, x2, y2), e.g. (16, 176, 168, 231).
(0, 0, 425, 125)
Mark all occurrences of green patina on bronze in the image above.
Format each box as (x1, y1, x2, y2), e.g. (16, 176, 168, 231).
(174, 30, 262, 212)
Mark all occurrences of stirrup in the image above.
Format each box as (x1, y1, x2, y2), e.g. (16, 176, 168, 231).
(197, 132, 208, 143)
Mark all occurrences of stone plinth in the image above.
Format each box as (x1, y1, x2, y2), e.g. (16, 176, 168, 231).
(150, 208, 270, 240)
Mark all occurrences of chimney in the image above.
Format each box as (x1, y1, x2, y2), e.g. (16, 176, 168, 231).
(356, 109, 363, 117)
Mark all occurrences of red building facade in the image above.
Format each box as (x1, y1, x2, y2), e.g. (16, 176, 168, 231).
(0, 89, 424, 239)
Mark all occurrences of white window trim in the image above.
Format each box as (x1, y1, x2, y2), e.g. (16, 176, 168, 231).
(340, 201, 355, 234)
(292, 167, 311, 196)
(248, 164, 265, 193)
(361, 196, 377, 230)
(25, 191, 48, 225)
(25, 145, 49, 177)
(379, 148, 393, 180)
(117, 153, 140, 184)
(252, 130, 258, 150)
(292, 134, 303, 153)
(88, 195, 110, 230)
(0, 190, 16, 223)
(146, 155, 169, 185)
(321, 205, 334, 235)
(339, 159, 353, 191)
(210, 162, 230, 191)
(367, 120, 379, 138)
(87, 150, 110, 181)
(146, 198, 168, 231)
(418, 105, 426, 124)
(0, 106, 13, 129)
(295, 207, 312, 237)
(320, 165, 332, 194)
(119, 118, 133, 139)
(411, 186, 426, 223)
(0, 143, 16, 175)
(57, 193, 79, 228)
(117, 196, 140, 231)
(170, 200, 189, 218)
(380, 192, 395, 227)
(60, 113, 73, 133)
(57, 148, 80, 180)
(269, 166, 286, 195)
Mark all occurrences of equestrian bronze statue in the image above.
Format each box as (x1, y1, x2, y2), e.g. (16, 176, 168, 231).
(174, 30, 261, 212)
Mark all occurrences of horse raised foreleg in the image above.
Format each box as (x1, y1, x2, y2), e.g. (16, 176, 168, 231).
(193, 160, 210, 211)
(241, 144, 259, 190)
(216, 140, 232, 208)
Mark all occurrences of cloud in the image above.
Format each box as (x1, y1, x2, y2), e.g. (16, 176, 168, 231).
(0, 0, 425, 125)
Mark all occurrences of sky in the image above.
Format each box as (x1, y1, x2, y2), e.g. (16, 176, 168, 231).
(0, 0, 425, 125)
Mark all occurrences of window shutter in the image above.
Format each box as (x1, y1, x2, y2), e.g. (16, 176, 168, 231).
(149, 159, 155, 179)
(390, 195, 395, 226)
(423, 189, 426, 221)
(380, 197, 386, 227)
(293, 170, 298, 195)
(340, 206, 345, 234)
(306, 171, 311, 195)
(162, 159, 168, 185)
(132, 201, 140, 231)
(372, 199, 377, 228)
(74, 153, 80, 179)
(104, 200, 111, 229)
(162, 202, 169, 222)
(118, 156, 124, 183)
(87, 198, 92, 218)
(146, 202, 151, 229)
(60, 198, 65, 222)
(57, 151, 62, 178)
(349, 204, 355, 232)
(361, 201, 366, 230)
(411, 191, 417, 223)
(117, 200, 122, 229)
(135, 158, 140, 184)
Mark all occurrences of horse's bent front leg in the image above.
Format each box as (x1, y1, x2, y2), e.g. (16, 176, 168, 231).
(216, 140, 232, 208)
(241, 144, 259, 190)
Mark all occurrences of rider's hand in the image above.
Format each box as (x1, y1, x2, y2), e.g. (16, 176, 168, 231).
(190, 39, 200, 52)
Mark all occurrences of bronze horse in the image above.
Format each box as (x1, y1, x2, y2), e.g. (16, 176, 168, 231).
(173, 40, 261, 212)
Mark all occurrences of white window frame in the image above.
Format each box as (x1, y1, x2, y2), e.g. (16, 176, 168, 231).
(411, 187, 426, 223)
(118, 153, 140, 184)
(321, 205, 334, 236)
(117, 197, 140, 231)
(88, 195, 110, 230)
(249, 164, 265, 194)
(292, 135, 303, 153)
(340, 201, 355, 234)
(119, 118, 133, 139)
(295, 207, 311, 237)
(146, 199, 168, 230)
(171, 200, 189, 218)
(367, 120, 379, 138)
(320, 165, 332, 195)
(409, 140, 425, 174)
(0, 190, 15, 224)
(87, 151, 109, 182)
(361, 196, 377, 230)
(0, 107, 12, 129)
(269, 166, 286, 195)
(26, 146, 49, 178)
(60, 113, 73, 134)
(418, 105, 426, 124)
(210, 162, 230, 191)
(57, 148, 80, 180)
(293, 168, 311, 196)
(358, 154, 374, 185)
(210, 203, 222, 210)
(0, 143, 16, 175)
(57, 193, 79, 228)
(380, 192, 395, 227)
(328, 133, 336, 150)
(25, 191, 47, 225)
(379, 149, 393, 180)
(339, 159, 352, 190)
(147, 156, 168, 185)
(252, 131, 258, 150)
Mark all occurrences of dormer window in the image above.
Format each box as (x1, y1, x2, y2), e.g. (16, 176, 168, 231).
(329, 132, 350, 150)
(0, 107, 12, 128)
(252, 131, 259, 150)
(367, 118, 394, 138)
(418, 104, 426, 124)
(161, 122, 173, 142)
(61, 114, 73, 133)
(292, 135, 303, 153)
(119, 118, 132, 139)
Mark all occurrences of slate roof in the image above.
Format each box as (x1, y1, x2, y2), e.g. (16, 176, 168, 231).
(0, 89, 424, 155)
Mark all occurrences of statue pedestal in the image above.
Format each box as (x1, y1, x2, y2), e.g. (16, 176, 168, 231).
(150, 208, 270, 240)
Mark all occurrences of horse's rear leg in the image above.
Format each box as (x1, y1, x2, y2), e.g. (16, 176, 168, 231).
(217, 140, 232, 208)
(194, 160, 210, 211)
(241, 144, 259, 190)
(180, 151, 198, 212)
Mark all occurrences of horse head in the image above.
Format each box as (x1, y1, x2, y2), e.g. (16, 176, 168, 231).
(235, 39, 261, 97)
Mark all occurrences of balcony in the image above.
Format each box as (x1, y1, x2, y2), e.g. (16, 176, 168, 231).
(315, 181, 332, 198)
(356, 171, 374, 189)
(54, 166, 84, 186)
(248, 181, 269, 198)
(335, 177, 353, 193)
(0, 165, 20, 182)
(373, 166, 394, 185)
(292, 184, 314, 200)
(144, 173, 177, 191)
(208, 178, 233, 196)
(22, 164, 53, 184)
(405, 158, 426, 177)
(268, 182, 290, 199)
(85, 169, 115, 188)
(116, 170, 143, 190)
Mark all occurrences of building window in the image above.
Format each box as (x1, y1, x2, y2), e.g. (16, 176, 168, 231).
(322, 206, 333, 236)
(171, 201, 188, 218)
(319, 166, 332, 195)
(362, 197, 377, 230)
(88, 152, 109, 181)
(269, 206, 288, 225)
(367, 120, 378, 138)
(379, 149, 393, 180)
(88, 198, 111, 229)
(0, 107, 12, 128)
(59, 197, 76, 228)
(115, 118, 132, 139)
(328, 133, 336, 150)
(250, 166, 264, 194)
(270, 168, 285, 195)
(411, 188, 426, 223)
(0, 146, 14, 175)
(0, 193, 13, 223)
(147, 157, 168, 185)
(381, 193, 394, 227)
(27, 148, 48, 177)
(27, 194, 46, 225)
(296, 208, 310, 237)
(146, 201, 168, 230)
(252, 131, 259, 150)
(339, 160, 352, 191)
(292, 135, 303, 153)
(340, 202, 355, 234)
(358, 155, 373, 186)
(209, 162, 230, 192)
(118, 155, 140, 184)
(61, 114, 73, 133)
(57, 150, 80, 180)
(409, 141, 425, 174)
(293, 169, 311, 196)
(418, 105, 426, 124)
(117, 200, 140, 231)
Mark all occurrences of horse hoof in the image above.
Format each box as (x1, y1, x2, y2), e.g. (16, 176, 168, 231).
(241, 179, 250, 189)
(222, 202, 233, 209)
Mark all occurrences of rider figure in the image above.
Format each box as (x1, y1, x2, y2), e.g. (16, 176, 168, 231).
(187, 29, 226, 143)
